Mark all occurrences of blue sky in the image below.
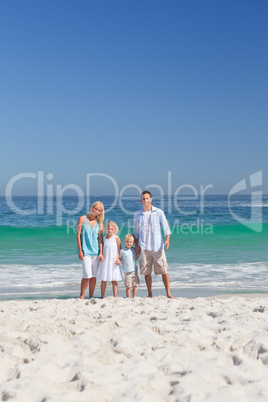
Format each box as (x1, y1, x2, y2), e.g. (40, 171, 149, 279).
(1, 0, 267, 196)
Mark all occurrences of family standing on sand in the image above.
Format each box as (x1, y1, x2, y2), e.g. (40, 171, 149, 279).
(76, 191, 173, 299)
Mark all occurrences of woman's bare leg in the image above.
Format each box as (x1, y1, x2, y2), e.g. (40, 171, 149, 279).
(80, 278, 89, 299)
(89, 277, 96, 298)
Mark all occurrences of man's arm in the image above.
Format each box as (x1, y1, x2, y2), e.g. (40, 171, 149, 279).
(164, 234, 170, 251)
(133, 212, 141, 253)
(134, 238, 141, 254)
(159, 210, 171, 251)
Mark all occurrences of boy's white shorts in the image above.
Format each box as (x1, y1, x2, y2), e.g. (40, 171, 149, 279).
(82, 255, 99, 278)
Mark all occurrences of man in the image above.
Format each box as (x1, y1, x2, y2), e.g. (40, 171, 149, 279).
(133, 190, 173, 298)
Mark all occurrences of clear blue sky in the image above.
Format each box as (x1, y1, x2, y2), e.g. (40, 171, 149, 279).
(1, 0, 267, 196)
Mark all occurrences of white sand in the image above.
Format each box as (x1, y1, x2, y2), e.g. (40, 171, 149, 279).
(1, 296, 268, 402)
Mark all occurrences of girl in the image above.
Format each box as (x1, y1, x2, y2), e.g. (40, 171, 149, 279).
(97, 221, 122, 298)
(77, 201, 104, 299)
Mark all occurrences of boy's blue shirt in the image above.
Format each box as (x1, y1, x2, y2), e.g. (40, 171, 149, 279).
(120, 247, 138, 273)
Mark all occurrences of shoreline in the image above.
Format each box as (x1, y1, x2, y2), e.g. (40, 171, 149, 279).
(1, 285, 268, 301)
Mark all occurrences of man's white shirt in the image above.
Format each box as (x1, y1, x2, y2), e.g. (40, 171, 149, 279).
(143, 210, 153, 250)
(133, 206, 171, 253)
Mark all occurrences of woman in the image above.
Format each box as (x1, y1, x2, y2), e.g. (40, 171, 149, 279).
(77, 201, 104, 298)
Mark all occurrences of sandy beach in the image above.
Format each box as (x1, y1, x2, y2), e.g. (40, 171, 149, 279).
(1, 296, 268, 402)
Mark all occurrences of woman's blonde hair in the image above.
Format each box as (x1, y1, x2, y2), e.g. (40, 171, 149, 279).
(104, 221, 119, 234)
(87, 201, 104, 224)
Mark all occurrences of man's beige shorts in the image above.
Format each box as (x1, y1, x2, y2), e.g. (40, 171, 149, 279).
(124, 270, 140, 288)
(140, 249, 168, 275)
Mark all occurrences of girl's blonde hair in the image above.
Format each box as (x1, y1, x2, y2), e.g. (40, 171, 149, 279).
(87, 201, 104, 224)
(104, 221, 119, 234)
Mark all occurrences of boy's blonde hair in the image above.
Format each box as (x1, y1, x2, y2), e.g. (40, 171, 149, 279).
(125, 233, 135, 242)
(104, 221, 119, 234)
(87, 201, 104, 224)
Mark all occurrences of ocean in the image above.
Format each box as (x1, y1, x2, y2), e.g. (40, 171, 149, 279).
(0, 195, 268, 299)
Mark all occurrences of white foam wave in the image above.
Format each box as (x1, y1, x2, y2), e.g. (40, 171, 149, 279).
(0, 261, 268, 296)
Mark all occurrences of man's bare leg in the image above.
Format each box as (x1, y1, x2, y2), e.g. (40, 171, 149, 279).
(112, 281, 118, 297)
(132, 286, 137, 298)
(126, 287, 131, 298)
(89, 277, 96, 298)
(80, 278, 89, 299)
(145, 274, 153, 297)
(162, 273, 174, 298)
(101, 281, 106, 299)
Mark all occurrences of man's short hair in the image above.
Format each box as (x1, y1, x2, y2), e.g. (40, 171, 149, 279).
(141, 190, 152, 199)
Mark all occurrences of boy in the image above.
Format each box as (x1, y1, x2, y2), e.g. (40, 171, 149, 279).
(119, 234, 140, 298)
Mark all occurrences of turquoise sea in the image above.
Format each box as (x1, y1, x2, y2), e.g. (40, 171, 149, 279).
(0, 195, 268, 299)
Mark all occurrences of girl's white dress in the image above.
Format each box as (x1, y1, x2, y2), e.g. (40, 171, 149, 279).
(97, 235, 123, 281)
